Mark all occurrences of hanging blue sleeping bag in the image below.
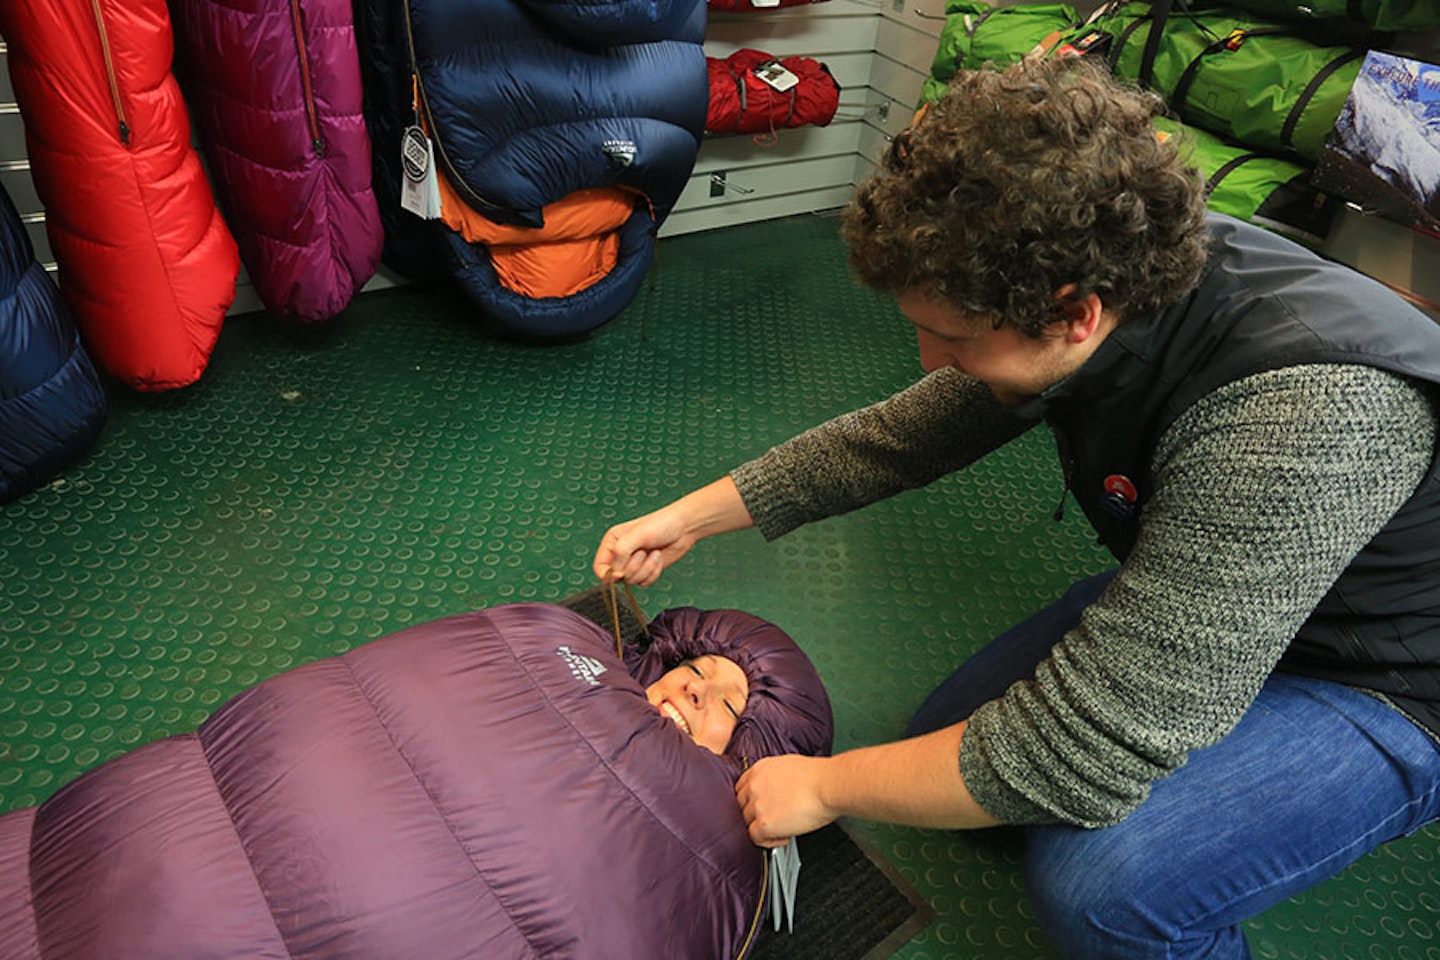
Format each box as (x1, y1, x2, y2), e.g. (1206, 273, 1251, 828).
(400, 0, 708, 338)
(0, 183, 107, 503)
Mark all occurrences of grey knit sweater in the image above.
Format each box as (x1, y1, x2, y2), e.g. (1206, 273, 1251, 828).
(730, 363, 1437, 827)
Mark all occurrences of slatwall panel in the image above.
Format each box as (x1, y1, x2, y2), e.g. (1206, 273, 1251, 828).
(662, 0, 884, 236)
(0, 41, 48, 273)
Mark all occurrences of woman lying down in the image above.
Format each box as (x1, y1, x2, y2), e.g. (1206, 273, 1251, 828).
(0, 603, 833, 960)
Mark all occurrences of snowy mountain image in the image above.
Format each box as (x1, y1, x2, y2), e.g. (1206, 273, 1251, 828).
(1314, 51, 1440, 233)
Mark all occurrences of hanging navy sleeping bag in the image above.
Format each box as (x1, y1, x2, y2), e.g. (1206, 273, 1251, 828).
(401, 0, 708, 338)
(0, 603, 833, 960)
(354, 0, 451, 283)
(0, 183, 106, 503)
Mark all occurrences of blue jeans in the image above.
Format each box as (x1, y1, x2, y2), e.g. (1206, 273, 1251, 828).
(908, 570, 1440, 960)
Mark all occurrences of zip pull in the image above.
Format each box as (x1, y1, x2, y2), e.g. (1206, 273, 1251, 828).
(1052, 485, 1068, 522)
(89, 0, 132, 148)
(289, 0, 326, 158)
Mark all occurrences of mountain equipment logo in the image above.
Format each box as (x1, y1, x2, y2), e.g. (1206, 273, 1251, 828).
(557, 646, 607, 686)
(602, 139, 637, 167)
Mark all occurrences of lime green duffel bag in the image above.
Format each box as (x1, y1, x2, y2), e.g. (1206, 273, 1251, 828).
(921, 0, 1080, 103)
(1153, 115, 1334, 244)
(1214, 0, 1440, 32)
(1093, 2, 1364, 163)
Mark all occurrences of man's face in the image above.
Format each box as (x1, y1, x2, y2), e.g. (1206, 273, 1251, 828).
(899, 291, 1093, 405)
(645, 655, 749, 755)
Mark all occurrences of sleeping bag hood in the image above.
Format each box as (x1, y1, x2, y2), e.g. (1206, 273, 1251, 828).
(0, 603, 832, 960)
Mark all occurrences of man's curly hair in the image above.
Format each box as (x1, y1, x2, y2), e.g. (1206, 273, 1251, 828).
(842, 57, 1210, 336)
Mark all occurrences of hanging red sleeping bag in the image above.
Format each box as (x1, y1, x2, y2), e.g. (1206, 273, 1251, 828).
(706, 49, 841, 135)
(0, 0, 240, 392)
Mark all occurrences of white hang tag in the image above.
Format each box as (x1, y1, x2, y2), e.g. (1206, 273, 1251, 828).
(769, 849, 783, 931)
(782, 839, 800, 930)
(753, 60, 800, 93)
(400, 125, 441, 220)
(767, 840, 801, 933)
(423, 136, 443, 219)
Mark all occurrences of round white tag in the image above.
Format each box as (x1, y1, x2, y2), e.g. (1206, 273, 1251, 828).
(401, 126, 430, 183)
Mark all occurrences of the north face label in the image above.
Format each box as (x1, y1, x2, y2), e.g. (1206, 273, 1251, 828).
(557, 646, 607, 686)
(602, 139, 637, 167)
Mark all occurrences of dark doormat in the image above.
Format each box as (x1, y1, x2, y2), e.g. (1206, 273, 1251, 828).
(746, 820, 936, 960)
(560, 587, 937, 960)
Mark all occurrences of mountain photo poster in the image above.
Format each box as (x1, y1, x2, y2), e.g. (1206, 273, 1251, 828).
(1314, 51, 1440, 237)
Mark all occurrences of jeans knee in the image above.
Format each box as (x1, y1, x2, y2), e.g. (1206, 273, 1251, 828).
(1022, 831, 1250, 960)
(1024, 853, 1137, 955)
(1023, 829, 1172, 959)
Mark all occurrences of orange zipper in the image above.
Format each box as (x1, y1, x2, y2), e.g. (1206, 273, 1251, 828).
(88, 0, 130, 146)
(289, 0, 326, 156)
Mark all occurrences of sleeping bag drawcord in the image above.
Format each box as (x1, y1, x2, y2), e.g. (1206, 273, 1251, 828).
(601, 578, 650, 658)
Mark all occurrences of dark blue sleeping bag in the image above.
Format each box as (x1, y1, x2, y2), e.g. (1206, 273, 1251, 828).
(353, 0, 452, 284)
(357, 0, 707, 338)
(411, 0, 706, 229)
(0, 183, 106, 503)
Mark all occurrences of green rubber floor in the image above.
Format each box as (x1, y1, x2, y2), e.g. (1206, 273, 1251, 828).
(4, 211, 1440, 958)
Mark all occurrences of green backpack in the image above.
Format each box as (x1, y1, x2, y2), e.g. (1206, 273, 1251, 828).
(921, 1, 1080, 103)
(1092, 1, 1363, 162)
(1154, 115, 1335, 243)
(1212, 0, 1440, 32)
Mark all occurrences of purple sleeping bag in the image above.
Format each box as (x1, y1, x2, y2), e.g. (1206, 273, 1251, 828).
(168, 0, 382, 323)
(0, 603, 832, 959)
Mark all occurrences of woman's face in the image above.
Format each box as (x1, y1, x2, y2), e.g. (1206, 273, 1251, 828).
(646, 655, 749, 754)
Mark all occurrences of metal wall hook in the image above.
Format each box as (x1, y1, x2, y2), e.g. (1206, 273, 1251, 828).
(709, 172, 756, 196)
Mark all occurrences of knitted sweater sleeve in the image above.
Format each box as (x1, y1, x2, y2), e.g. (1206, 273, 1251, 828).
(730, 367, 1035, 540)
(959, 364, 1438, 827)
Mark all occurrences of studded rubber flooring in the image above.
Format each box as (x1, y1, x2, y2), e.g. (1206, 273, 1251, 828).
(4, 211, 1440, 958)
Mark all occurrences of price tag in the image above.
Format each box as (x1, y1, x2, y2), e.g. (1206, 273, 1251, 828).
(400, 125, 442, 220)
(754, 60, 800, 93)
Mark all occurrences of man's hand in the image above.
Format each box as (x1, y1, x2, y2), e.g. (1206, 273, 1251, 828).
(593, 510, 692, 587)
(736, 755, 838, 847)
(735, 724, 1001, 846)
(591, 477, 756, 587)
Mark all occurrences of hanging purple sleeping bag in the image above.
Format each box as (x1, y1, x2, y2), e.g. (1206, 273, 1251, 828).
(0, 604, 832, 959)
(168, 0, 382, 322)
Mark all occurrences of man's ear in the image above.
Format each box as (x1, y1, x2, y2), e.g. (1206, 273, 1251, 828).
(1052, 284, 1105, 344)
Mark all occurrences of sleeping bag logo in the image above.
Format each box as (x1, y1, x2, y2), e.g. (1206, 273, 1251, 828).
(602, 139, 637, 168)
(557, 646, 607, 686)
